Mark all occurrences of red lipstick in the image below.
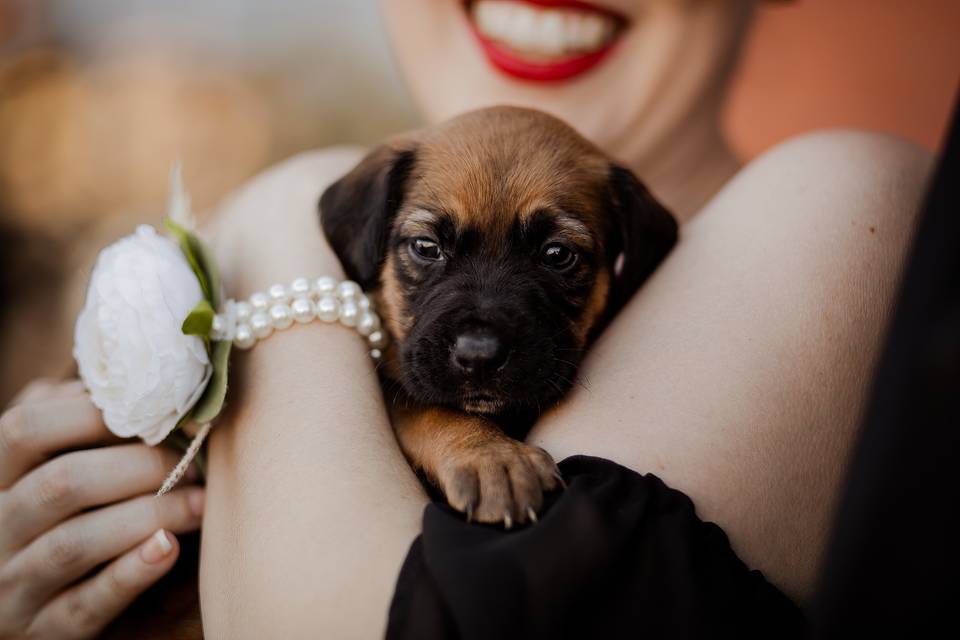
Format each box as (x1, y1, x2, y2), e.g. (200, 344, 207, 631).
(466, 0, 626, 83)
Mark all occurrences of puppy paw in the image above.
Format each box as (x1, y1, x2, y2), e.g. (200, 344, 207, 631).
(435, 441, 562, 527)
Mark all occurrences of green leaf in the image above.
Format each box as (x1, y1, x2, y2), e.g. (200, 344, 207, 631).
(190, 232, 222, 309)
(182, 299, 215, 336)
(164, 218, 213, 304)
(191, 339, 231, 423)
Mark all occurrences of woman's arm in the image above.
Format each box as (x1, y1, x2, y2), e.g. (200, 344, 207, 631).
(528, 131, 933, 605)
(199, 150, 428, 638)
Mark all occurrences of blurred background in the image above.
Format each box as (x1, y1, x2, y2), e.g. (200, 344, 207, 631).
(1, 0, 958, 404)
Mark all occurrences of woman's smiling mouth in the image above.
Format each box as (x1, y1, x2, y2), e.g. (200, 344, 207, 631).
(466, 0, 628, 82)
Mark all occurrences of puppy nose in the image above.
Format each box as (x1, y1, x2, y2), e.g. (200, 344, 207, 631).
(453, 332, 507, 375)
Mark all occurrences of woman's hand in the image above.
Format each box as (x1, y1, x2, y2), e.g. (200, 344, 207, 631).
(0, 379, 205, 639)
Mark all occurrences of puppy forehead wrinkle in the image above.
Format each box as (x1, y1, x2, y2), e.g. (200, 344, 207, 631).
(550, 215, 594, 247)
(397, 208, 441, 235)
(406, 208, 439, 225)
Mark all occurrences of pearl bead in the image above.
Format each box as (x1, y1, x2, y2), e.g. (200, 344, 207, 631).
(290, 297, 315, 323)
(337, 280, 361, 300)
(289, 277, 311, 297)
(316, 295, 340, 322)
(235, 324, 255, 349)
(370, 348, 382, 360)
(268, 283, 289, 304)
(250, 311, 273, 339)
(339, 300, 359, 326)
(235, 301, 253, 322)
(357, 311, 380, 336)
(226, 276, 380, 350)
(368, 330, 388, 349)
(249, 292, 270, 311)
(211, 315, 227, 340)
(314, 276, 337, 296)
(269, 303, 294, 330)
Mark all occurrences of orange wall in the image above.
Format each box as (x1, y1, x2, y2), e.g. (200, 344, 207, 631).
(726, 0, 960, 158)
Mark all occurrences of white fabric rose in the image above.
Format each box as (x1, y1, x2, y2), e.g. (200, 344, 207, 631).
(74, 225, 212, 445)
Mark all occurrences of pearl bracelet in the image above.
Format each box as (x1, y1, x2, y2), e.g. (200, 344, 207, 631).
(209, 276, 388, 359)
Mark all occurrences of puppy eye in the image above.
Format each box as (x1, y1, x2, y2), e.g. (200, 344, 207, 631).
(410, 237, 443, 262)
(540, 243, 577, 271)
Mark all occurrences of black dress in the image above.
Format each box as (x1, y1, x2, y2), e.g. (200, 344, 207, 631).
(388, 456, 805, 640)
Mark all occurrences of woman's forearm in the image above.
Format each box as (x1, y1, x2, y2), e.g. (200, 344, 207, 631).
(200, 327, 426, 638)
(198, 151, 427, 638)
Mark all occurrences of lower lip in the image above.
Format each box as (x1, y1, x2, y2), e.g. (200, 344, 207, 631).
(466, 3, 623, 83)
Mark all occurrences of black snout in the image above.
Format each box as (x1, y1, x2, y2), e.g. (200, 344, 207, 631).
(452, 331, 508, 377)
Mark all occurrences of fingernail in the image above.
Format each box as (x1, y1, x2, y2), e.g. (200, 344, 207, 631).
(140, 529, 174, 564)
(187, 488, 206, 518)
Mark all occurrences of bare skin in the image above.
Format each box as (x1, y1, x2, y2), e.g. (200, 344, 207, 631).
(199, 131, 932, 636)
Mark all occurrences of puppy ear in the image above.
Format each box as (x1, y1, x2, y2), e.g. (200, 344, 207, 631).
(319, 142, 417, 288)
(606, 164, 678, 313)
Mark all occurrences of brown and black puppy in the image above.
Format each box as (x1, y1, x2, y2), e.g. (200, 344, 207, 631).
(320, 106, 676, 526)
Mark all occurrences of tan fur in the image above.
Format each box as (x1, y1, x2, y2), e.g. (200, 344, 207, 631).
(396, 108, 613, 252)
(578, 267, 612, 345)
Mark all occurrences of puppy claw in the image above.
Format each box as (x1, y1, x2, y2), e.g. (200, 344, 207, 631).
(553, 470, 567, 489)
(434, 439, 559, 527)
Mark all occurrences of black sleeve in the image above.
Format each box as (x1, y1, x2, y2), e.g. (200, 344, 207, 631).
(387, 455, 805, 640)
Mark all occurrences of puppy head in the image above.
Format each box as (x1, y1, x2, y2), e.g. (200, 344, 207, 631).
(321, 106, 676, 415)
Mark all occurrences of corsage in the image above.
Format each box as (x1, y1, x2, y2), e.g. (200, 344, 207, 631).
(72, 169, 386, 495)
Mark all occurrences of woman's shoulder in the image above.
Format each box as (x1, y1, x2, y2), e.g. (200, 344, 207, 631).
(689, 129, 934, 253)
(208, 146, 367, 231)
(699, 130, 933, 225)
(736, 130, 933, 193)
(240, 145, 369, 195)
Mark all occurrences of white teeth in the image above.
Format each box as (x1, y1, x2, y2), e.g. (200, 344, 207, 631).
(471, 0, 619, 58)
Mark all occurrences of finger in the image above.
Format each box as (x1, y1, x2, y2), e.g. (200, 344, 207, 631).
(8, 379, 85, 408)
(0, 394, 122, 487)
(3, 444, 195, 551)
(9, 487, 204, 608)
(30, 530, 180, 640)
